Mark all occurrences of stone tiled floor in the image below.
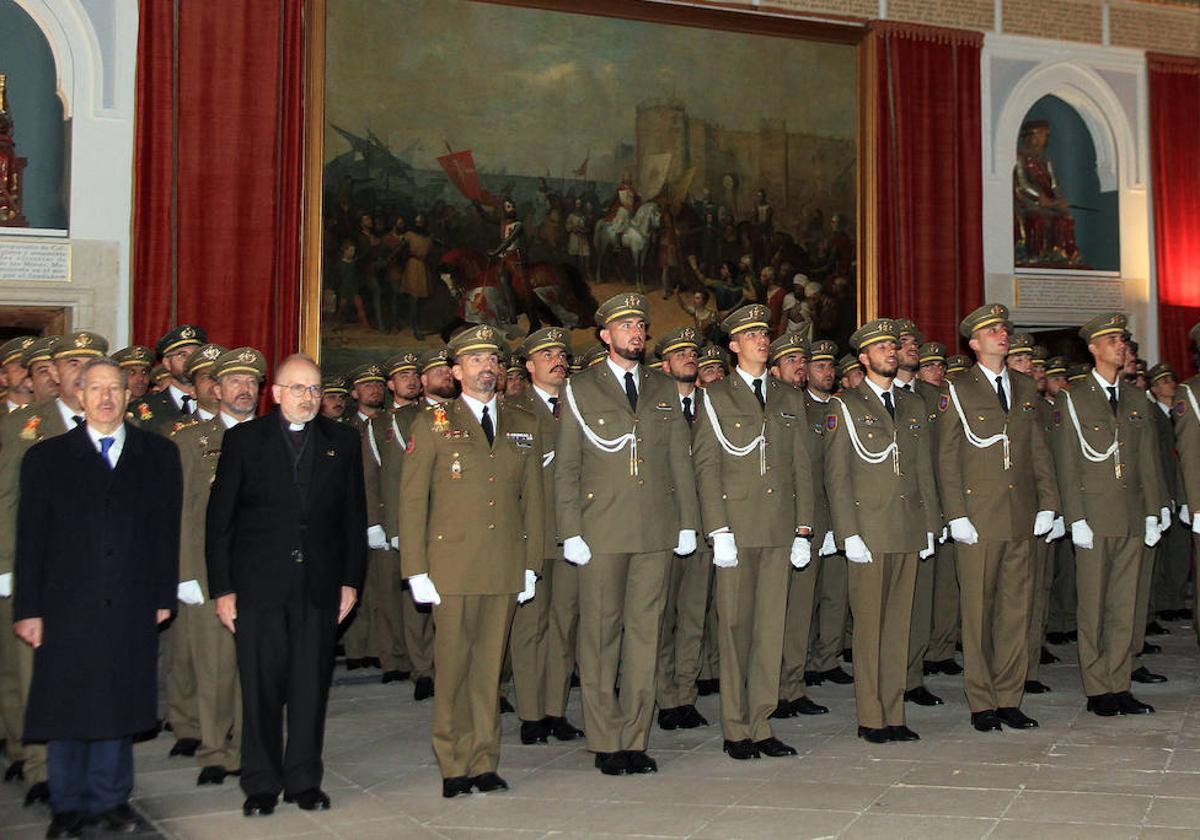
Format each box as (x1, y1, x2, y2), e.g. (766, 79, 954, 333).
(4, 620, 1200, 839)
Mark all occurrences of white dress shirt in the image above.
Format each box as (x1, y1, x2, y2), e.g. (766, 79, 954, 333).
(460, 392, 499, 428)
(220, 412, 251, 429)
(56, 397, 84, 429)
(976, 361, 1011, 398)
(863, 375, 896, 411)
(86, 422, 126, 468)
(532, 384, 558, 414)
(168, 383, 192, 413)
(735, 365, 768, 405)
(606, 357, 639, 397)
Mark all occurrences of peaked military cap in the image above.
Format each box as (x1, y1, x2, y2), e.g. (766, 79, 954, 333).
(156, 324, 207, 357)
(213, 347, 266, 381)
(580, 343, 609, 369)
(809, 339, 838, 363)
(22, 336, 60, 366)
(595, 292, 649, 326)
(769, 332, 808, 364)
(448, 323, 503, 359)
(322, 374, 349, 395)
(347, 361, 386, 385)
(1067, 363, 1092, 382)
(521, 327, 570, 357)
(506, 351, 527, 375)
(960, 303, 1011, 338)
(837, 354, 862, 377)
(151, 364, 170, 383)
(1031, 345, 1048, 365)
(722, 304, 770, 337)
(384, 350, 420, 377)
(945, 354, 971, 374)
(112, 345, 154, 369)
(918, 342, 947, 365)
(1079, 312, 1127, 343)
(697, 344, 729, 369)
(894, 318, 925, 344)
(183, 343, 226, 381)
(0, 335, 36, 367)
(654, 326, 701, 359)
(849, 318, 899, 352)
(1008, 332, 1034, 355)
(1148, 362, 1176, 384)
(54, 330, 108, 360)
(1044, 356, 1068, 377)
(647, 359, 664, 371)
(418, 347, 450, 372)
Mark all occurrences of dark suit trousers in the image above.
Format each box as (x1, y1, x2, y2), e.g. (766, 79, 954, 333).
(235, 573, 338, 797)
(48, 736, 132, 815)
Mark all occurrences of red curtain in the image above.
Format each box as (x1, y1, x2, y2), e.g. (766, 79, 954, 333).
(1149, 54, 1200, 378)
(132, 0, 303, 368)
(871, 22, 984, 348)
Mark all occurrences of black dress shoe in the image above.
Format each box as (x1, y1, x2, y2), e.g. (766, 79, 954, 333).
(520, 719, 549, 744)
(94, 802, 143, 833)
(470, 772, 508, 792)
(857, 726, 890, 744)
(242, 792, 278, 816)
(594, 751, 629, 776)
(25, 780, 49, 806)
(971, 710, 1002, 732)
(543, 715, 584, 740)
(676, 705, 708, 728)
(1141, 642, 1162, 656)
(996, 707, 1039, 729)
(197, 765, 228, 785)
(804, 670, 824, 686)
(1179, 608, 1193, 620)
(345, 657, 365, 670)
(284, 788, 331, 810)
(1045, 631, 1068, 645)
(1131, 666, 1168, 684)
(4, 759, 24, 782)
(1024, 680, 1051, 694)
(793, 696, 830, 715)
(887, 725, 920, 741)
(755, 737, 798, 757)
(442, 776, 473, 798)
(769, 700, 798, 719)
(821, 666, 855, 684)
(499, 697, 515, 714)
(1065, 631, 1077, 642)
(45, 810, 86, 839)
(1114, 691, 1155, 715)
(381, 670, 410, 684)
(696, 678, 719, 696)
(364, 657, 382, 669)
(413, 676, 434, 701)
(1040, 647, 1060, 665)
(904, 686, 944, 706)
(842, 647, 853, 663)
(1086, 693, 1120, 717)
(1146, 621, 1169, 636)
(930, 658, 963, 675)
(169, 737, 200, 757)
(657, 706, 682, 730)
(922, 660, 938, 677)
(723, 739, 760, 760)
(624, 750, 658, 774)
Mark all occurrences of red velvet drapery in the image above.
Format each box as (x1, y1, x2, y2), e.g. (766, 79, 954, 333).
(1149, 54, 1200, 377)
(132, 0, 303, 368)
(869, 22, 984, 348)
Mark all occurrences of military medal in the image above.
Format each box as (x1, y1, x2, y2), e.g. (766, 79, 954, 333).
(432, 405, 449, 433)
(19, 415, 41, 441)
(450, 458, 463, 480)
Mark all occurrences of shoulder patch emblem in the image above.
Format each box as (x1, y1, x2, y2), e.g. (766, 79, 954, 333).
(1053, 410, 1062, 425)
(1176, 400, 1187, 416)
(825, 414, 838, 431)
(938, 394, 949, 412)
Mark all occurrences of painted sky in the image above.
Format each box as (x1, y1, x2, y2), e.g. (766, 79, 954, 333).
(325, 0, 857, 177)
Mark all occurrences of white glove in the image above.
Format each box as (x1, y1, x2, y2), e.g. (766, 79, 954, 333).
(408, 572, 442, 605)
(844, 534, 872, 564)
(1070, 519, 1094, 550)
(949, 517, 979, 545)
(1033, 510, 1055, 537)
(818, 530, 837, 557)
(367, 525, 389, 550)
(674, 529, 697, 556)
(790, 537, 812, 569)
(938, 526, 948, 545)
(712, 531, 738, 568)
(1046, 516, 1065, 543)
(919, 532, 935, 560)
(1145, 516, 1162, 548)
(0, 572, 12, 598)
(1193, 516, 1200, 536)
(516, 569, 537, 605)
(1160, 506, 1172, 530)
(563, 535, 592, 566)
(177, 579, 205, 606)
(390, 535, 399, 550)
(1181, 505, 1191, 525)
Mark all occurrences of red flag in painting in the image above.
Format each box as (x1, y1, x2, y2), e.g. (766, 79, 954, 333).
(437, 150, 499, 207)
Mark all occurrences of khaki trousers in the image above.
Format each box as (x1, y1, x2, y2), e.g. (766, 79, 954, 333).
(15, 621, 46, 783)
(1153, 521, 1192, 614)
(510, 555, 555, 721)
(808, 552, 848, 673)
(906, 551, 936, 691)
(698, 588, 720, 681)
(367, 549, 407, 672)
(1131, 543, 1157, 667)
(929, 543, 960, 661)
(0, 597, 25, 762)
(717, 547, 789, 742)
(431, 594, 515, 779)
(577, 551, 670, 753)
(544, 557, 579, 718)
(169, 601, 241, 768)
(1075, 536, 1140, 697)
(956, 539, 1033, 712)
(848, 552, 917, 729)
(1025, 537, 1056, 681)
(341, 590, 372, 661)
(1048, 538, 1077, 634)
(656, 549, 712, 709)
(401, 595, 435, 680)
(779, 559, 819, 702)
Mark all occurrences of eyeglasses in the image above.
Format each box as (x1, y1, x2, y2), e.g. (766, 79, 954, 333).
(280, 383, 321, 398)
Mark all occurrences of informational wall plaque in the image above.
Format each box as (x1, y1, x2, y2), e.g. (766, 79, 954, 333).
(1015, 276, 1124, 310)
(0, 241, 71, 283)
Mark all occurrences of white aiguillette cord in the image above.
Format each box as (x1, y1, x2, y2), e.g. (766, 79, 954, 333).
(833, 396, 900, 476)
(701, 389, 766, 475)
(1062, 390, 1120, 472)
(564, 379, 639, 476)
(1184, 383, 1200, 425)
(946, 381, 1010, 470)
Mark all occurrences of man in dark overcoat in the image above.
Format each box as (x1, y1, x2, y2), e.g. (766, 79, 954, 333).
(14, 356, 182, 837)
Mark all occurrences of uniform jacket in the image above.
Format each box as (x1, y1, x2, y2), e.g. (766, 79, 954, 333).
(399, 397, 544, 594)
(205, 410, 368, 608)
(172, 416, 231, 599)
(347, 412, 385, 530)
(692, 373, 813, 548)
(936, 366, 1060, 539)
(803, 390, 834, 542)
(823, 381, 942, 554)
(1149, 396, 1182, 508)
(555, 363, 699, 554)
(380, 403, 423, 539)
(1174, 376, 1200, 510)
(0, 400, 70, 575)
(128, 389, 191, 436)
(15, 423, 181, 740)
(507, 390, 561, 557)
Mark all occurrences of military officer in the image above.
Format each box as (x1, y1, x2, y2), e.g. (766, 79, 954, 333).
(128, 325, 207, 434)
(937, 306, 1060, 731)
(824, 319, 941, 743)
(1053, 313, 1167, 716)
(1173, 322, 1200, 646)
(1148, 362, 1191, 627)
(0, 337, 35, 415)
(181, 344, 227, 424)
(946, 355, 970, 379)
(400, 324, 544, 797)
(150, 364, 171, 393)
(696, 343, 727, 695)
(320, 375, 349, 420)
(112, 345, 155, 400)
(837, 354, 864, 392)
(697, 344, 729, 385)
(386, 350, 422, 409)
(555, 292, 699, 776)
(1043, 355, 1079, 648)
(168, 347, 265, 785)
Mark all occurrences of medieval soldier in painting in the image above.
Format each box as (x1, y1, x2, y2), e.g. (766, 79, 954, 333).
(1013, 120, 1081, 267)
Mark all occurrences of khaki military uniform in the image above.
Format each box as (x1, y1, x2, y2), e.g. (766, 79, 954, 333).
(1149, 397, 1189, 619)
(359, 411, 407, 675)
(338, 412, 376, 664)
(1026, 395, 1060, 683)
(1174, 377, 1200, 645)
(804, 390, 849, 678)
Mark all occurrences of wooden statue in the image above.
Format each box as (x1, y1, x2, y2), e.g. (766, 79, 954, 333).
(0, 74, 29, 227)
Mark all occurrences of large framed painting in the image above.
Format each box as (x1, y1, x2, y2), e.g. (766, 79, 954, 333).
(301, 0, 865, 370)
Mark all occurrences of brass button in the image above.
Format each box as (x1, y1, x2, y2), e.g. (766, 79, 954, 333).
(735, 422, 742, 428)
(586, 492, 594, 500)
(488, 476, 496, 483)
(488, 499, 495, 507)
(436, 535, 443, 541)
(453, 452, 459, 458)
(766, 488, 774, 495)
(488, 523, 496, 530)
(965, 488, 972, 495)
(1008, 483, 1015, 490)
(638, 479, 645, 486)
(489, 453, 495, 459)
(867, 432, 874, 439)
(598, 418, 605, 426)
(722, 493, 728, 500)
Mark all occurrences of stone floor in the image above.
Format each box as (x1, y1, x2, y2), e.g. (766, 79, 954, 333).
(3, 620, 1200, 839)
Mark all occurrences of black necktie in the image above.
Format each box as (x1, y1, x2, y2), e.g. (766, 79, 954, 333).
(72, 415, 84, 427)
(882, 391, 895, 419)
(753, 378, 765, 408)
(549, 396, 560, 419)
(682, 395, 694, 424)
(481, 405, 494, 444)
(180, 394, 193, 415)
(1107, 386, 1118, 415)
(624, 371, 638, 412)
(996, 376, 1009, 413)
(900, 382, 912, 393)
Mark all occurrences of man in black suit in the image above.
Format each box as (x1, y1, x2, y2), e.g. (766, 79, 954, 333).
(14, 356, 182, 838)
(206, 354, 366, 817)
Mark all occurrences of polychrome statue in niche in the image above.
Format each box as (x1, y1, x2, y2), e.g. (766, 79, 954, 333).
(1013, 119, 1081, 267)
